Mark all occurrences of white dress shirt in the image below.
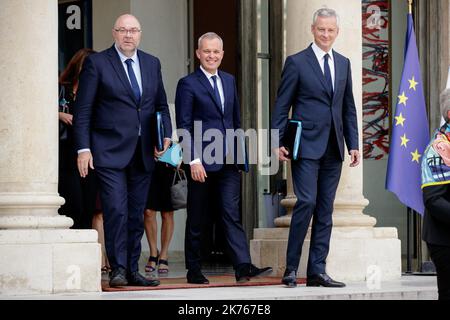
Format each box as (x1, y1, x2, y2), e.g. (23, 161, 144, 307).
(311, 42, 335, 91)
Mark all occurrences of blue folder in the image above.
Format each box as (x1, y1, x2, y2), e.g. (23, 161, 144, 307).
(236, 135, 249, 173)
(158, 142, 183, 168)
(282, 120, 302, 161)
(155, 111, 165, 152)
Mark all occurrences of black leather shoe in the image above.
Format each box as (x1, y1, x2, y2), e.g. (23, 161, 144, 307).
(306, 273, 346, 288)
(187, 269, 209, 284)
(109, 267, 128, 287)
(127, 271, 160, 287)
(235, 264, 273, 283)
(281, 269, 297, 288)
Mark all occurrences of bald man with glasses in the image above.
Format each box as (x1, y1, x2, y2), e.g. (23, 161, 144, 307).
(73, 14, 172, 288)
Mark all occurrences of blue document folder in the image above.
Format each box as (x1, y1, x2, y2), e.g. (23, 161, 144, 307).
(158, 142, 182, 168)
(236, 135, 249, 173)
(155, 111, 165, 152)
(282, 120, 302, 161)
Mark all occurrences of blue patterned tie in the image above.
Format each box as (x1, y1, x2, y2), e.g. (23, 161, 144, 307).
(324, 53, 333, 96)
(125, 58, 141, 103)
(211, 75, 223, 113)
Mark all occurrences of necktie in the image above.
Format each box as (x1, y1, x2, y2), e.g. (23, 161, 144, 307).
(324, 53, 333, 96)
(125, 59, 141, 103)
(211, 75, 227, 155)
(211, 75, 223, 113)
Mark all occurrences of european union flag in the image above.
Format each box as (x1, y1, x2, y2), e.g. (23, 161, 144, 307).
(386, 13, 429, 215)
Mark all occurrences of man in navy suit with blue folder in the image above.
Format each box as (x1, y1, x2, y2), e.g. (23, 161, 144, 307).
(176, 33, 272, 284)
(73, 14, 171, 287)
(272, 8, 360, 288)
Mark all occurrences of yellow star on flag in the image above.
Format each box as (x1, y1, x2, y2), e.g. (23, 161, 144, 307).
(411, 149, 421, 163)
(409, 76, 419, 91)
(398, 92, 408, 106)
(400, 134, 410, 148)
(395, 113, 406, 127)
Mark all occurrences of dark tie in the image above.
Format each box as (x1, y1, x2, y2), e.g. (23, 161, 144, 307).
(211, 75, 223, 113)
(324, 53, 333, 96)
(125, 58, 141, 103)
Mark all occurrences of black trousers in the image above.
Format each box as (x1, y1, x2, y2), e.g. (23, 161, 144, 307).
(96, 141, 152, 273)
(286, 129, 342, 276)
(428, 244, 450, 300)
(184, 165, 251, 271)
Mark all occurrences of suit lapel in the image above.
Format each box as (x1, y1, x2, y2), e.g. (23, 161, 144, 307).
(137, 50, 149, 106)
(219, 71, 230, 116)
(331, 51, 341, 106)
(106, 45, 140, 105)
(305, 46, 332, 100)
(196, 69, 223, 114)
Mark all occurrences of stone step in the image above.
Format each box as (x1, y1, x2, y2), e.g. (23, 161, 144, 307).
(1, 276, 438, 300)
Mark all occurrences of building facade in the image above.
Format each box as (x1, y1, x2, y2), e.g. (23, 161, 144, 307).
(0, 0, 449, 294)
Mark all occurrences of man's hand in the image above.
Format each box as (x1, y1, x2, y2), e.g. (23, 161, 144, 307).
(275, 147, 290, 162)
(77, 151, 94, 178)
(190, 163, 207, 183)
(59, 112, 73, 126)
(154, 138, 172, 158)
(349, 150, 360, 167)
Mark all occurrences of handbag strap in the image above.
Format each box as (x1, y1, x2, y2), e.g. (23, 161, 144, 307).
(59, 86, 70, 113)
(172, 169, 187, 185)
(59, 86, 65, 102)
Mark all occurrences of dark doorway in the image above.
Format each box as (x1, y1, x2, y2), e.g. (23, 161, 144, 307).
(58, 0, 92, 72)
(192, 0, 239, 76)
(191, 0, 240, 266)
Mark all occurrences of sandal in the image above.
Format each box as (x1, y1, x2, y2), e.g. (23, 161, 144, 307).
(145, 255, 159, 273)
(158, 259, 169, 274)
(101, 266, 112, 274)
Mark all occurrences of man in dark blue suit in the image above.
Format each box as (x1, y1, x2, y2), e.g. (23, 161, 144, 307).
(73, 14, 172, 287)
(175, 32, 272, 284)
(272, 8, 360, 288)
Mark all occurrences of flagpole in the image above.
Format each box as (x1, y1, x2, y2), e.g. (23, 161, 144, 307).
(404, 0, 435, 276)
(403, 0, 413, 275)
(407, 0, 430, 275)
(405, 0, 415, 275)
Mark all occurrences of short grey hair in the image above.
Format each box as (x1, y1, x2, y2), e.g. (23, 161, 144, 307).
(313, 8, 340, 27)
(440, 88, 450, 123)
(198, 32, 223, 49)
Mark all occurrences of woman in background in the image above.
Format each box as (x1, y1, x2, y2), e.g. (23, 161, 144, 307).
(58, 48, 110, 272)
(144, 162, 176, 274)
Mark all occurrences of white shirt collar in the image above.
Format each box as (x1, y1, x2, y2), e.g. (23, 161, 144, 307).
(115, 44, 139, 64)
(311, 42, 334, 62)
(200, 65, 219, 79)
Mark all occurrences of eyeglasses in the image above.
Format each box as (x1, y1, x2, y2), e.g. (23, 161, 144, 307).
(114, 28, 141, 35)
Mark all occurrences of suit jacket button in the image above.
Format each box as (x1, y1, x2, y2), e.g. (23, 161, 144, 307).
(138, 108, 141, 112)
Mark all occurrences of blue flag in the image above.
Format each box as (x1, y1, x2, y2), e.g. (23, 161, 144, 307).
(386, 14, 429, 215)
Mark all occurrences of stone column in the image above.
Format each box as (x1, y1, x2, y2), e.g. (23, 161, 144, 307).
(251, 0, 401, 281)
(0, 0, 100, 295)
